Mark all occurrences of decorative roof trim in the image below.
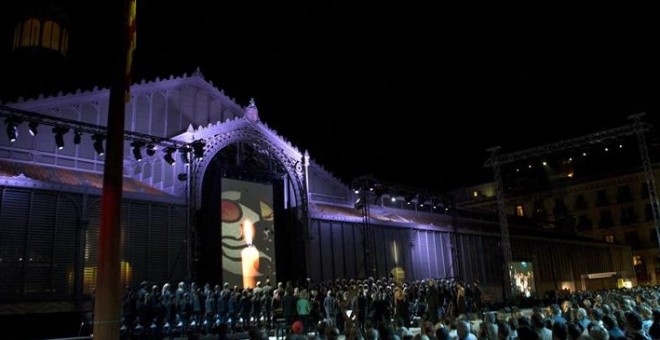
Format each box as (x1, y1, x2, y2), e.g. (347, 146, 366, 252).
(5, 69, 244, 115)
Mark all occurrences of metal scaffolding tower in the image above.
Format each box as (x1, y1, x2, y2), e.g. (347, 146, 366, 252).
(630, 114, 660, 247)
(484, 113, 657, 299)
(352, 175, 376, 278)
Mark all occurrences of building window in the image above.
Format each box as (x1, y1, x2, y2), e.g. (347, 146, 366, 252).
(641, 182, 650, 198)
(534, 200, 544, 213)
(41, 20, 61, 51)
(577, 215, 592, 231)
(12, 22, 20, 50)
(599, 210, 614, 228)
(633, 255, 643, 266)
(533, 200, 546, 219)
(554, 197, 568, 217)
(646, 204, 654, 221)
(515, 205, 524, 217)
(650, 229, 659, 246)
(620, 206, 637, 225)
(596, 190, 609, 207)
(604, 234, 615, 243)
(617, 185, 633, 203)
(625, 231, 639, 246)
(575, 194, 588, 210)
(61, 29, 68, 55)
(21, 18, 41, 48)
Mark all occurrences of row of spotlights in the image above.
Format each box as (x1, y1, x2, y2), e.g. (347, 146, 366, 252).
(4, 118, 206, 161)
(5, 118, 89, 150)
(514, 144, 626, 172)
(159, 142, 205, 165)
(134, 141, 206, 165)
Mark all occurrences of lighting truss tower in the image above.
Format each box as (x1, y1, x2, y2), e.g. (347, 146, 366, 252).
(447, 194, 461, 280)
(352, 175, 375, 279)
(485, 145, 512, 300)
(484, 113, 655, 300)
(360, 187, 374, 278)
(630, 114, 660, 247)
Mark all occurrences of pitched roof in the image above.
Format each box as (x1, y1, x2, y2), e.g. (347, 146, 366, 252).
(0, 159, 173, 198)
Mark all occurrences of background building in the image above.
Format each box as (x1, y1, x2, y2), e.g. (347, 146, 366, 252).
(456, 128, 660, 285)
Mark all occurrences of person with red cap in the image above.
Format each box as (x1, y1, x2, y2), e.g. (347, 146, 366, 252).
(288, 320, 307, 340)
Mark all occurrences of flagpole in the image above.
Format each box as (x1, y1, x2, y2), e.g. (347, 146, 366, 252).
(93, 0, 134, 338)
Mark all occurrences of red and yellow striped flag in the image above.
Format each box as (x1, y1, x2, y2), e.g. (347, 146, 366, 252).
(125, 0, 137, 102)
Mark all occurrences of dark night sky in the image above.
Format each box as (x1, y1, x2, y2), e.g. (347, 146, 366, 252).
(1, 1, 659, 192)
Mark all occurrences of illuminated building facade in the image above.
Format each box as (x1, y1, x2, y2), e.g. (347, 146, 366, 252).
(0, 71, 635, 320)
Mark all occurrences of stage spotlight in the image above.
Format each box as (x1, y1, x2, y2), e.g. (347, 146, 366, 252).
(28, 122, 39, 136)
(179, 146, 191, 166)
(354, 197, 365, 210)
(130, 141, 145, 161)
(56, 134, 64, 149)
(191, 140, 205, 160)
(164, 147, 176, 165)
(52, 127, 69, 150)
(73, 130, 82, 145)
(91, 134, 105, 156)
(146, 144, 156, 156)
(5, 118, 19, 142)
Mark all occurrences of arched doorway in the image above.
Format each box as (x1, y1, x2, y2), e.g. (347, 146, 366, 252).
(193, 131, 308, 287)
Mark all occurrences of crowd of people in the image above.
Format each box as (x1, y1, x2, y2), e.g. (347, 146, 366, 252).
(113, 276, 478, 339)
(110, 276, 660, 340)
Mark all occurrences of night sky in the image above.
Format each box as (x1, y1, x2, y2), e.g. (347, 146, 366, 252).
(1, 1, 659, 192)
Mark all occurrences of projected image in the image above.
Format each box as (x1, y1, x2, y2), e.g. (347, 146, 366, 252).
(511, 261, 535, 297)
(221, 178, 276, 289)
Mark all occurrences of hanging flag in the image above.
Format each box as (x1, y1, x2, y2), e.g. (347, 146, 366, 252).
(125, 0, 137, 102)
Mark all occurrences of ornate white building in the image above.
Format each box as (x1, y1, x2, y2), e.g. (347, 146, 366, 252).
(0, 70, 634, 318)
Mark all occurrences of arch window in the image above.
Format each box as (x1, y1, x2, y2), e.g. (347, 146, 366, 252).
(650, 229, 659, 246)
(61, 30, 68, 55)
(21, 18, 41, 47)
(42, 20, 61, 50)
(13, 22, 21, 50)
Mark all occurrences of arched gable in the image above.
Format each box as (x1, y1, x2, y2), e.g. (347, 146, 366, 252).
(188, 119, 308, 214)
